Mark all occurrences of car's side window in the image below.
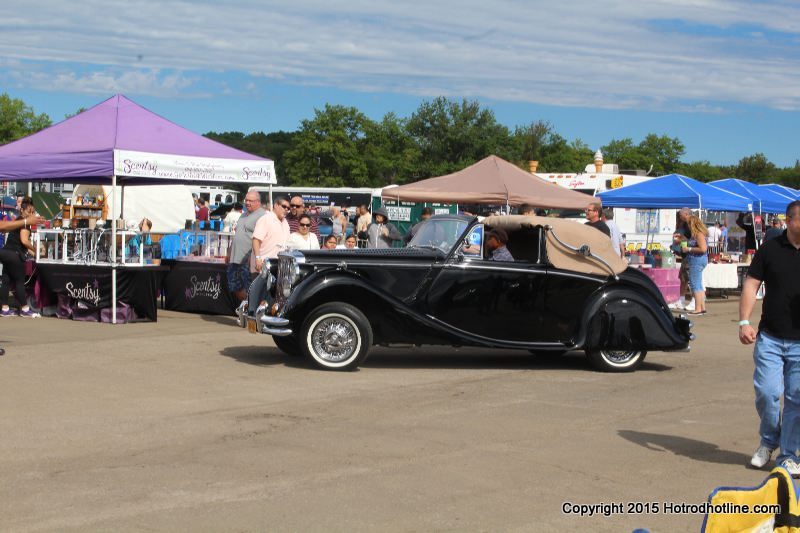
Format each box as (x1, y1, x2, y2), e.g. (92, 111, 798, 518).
(462, 225, 483, 256)
(506, 227, 542, 263)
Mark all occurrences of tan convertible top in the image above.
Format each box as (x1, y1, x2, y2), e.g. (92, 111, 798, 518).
(483, 215, 628, 276)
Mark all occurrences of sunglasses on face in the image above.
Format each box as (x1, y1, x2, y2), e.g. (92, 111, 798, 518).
(290, 204, 303, 208)
(278, 204, 290, 209)
(299, 223, 311, 227)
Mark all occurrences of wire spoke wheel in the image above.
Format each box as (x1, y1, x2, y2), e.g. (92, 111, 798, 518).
(302, 303, 372, 371)
(586, 348, 646, 372)
(310, 316, 359, 362)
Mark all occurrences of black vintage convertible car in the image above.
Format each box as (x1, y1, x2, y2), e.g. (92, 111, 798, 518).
(237, 214, 693, 372)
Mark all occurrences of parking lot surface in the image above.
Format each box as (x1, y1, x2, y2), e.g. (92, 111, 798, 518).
(0, 299, 768, 531)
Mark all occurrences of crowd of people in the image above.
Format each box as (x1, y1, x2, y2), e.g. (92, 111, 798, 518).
(224, 193, 415, 308)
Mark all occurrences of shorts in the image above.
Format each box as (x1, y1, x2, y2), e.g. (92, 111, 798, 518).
(227, 263, 252, 293)
(685, 254, 708, 292)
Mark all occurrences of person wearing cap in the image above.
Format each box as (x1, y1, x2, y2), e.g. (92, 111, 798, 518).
(486, 228, 514, 262)
(367, 207, 402, 249)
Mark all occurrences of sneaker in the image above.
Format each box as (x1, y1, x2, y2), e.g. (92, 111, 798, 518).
(750, 445, 775, 469)
(18, 308, 40, 318)
(668, 301, 684, 310)
(782, 458, 800, 476)
(0, 308, 16, 317)
(685, 299, 696, 312)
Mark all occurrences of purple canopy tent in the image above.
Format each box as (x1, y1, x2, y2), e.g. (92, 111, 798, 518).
(0, 94, 277, 322)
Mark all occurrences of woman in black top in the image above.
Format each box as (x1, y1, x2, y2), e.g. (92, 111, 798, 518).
(0, 197, 40, 318)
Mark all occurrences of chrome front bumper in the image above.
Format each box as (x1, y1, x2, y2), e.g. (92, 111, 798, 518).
(238, 302, 293, 337)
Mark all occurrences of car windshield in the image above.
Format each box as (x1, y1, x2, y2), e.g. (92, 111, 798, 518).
(408, 218, 470, 252)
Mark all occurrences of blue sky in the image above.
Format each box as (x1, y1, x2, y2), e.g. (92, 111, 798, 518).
(1, 0, 798, 169)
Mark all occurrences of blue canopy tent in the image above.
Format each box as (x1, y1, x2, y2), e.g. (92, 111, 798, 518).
(710, 179, 793, 214)
(598, 174, 752, 249)
(597, 174, 752, 211)
(761, 184, 799, 200)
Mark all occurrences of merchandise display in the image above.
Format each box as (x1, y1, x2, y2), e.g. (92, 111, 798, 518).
(34, 228, 148, 265)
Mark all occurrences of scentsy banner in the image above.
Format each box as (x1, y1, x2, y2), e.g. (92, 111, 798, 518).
(37, 264, 165, 321)
(163, 261, 236, 316)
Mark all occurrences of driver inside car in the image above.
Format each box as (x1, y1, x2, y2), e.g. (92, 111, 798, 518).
(485, 229, 514, 261)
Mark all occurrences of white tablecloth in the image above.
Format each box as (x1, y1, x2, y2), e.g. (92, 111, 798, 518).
(703, 263, 740, 289)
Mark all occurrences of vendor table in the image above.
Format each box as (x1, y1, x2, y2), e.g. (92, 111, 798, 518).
(162, 260, 236, 316)
(36, 263, 168, 321)
(702, 263, 740, 290)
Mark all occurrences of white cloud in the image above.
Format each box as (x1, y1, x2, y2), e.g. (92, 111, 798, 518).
(6, 67, 203, 98)
(0, 0, 797, 110)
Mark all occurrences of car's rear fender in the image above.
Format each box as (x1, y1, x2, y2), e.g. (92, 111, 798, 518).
(576, 286, 691, 352)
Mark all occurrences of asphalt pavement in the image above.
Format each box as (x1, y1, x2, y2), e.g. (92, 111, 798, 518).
(0, 297, 770, 532)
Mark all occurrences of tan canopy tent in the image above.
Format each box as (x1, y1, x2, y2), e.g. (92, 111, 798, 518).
(382, 155, 592, 209)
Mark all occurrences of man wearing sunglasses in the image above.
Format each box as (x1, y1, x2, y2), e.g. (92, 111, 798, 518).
(584, 202, 610, 237)
(226, 190, 265, 305)
(251, 197, 291, 274)
(285, 196, 320, 239)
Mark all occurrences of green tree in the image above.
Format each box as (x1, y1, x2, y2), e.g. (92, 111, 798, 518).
(538, 134, 593, 173)
(283, 104, 373, 187)
(65, 107, 87, 119)
(0, 93, 51, 144)
(774, 161, 800, 189)
(735, 153, 777, 183)
(405, 97, 513, 179)
(362, 113, 421, 185)
(677, 160, 724, 182)
(600, 138, 648, 172)
(637, 134, 685, 175)
(601, 134, 684, 175)
(511, 120, 553, 166)
(205, 130, 297, 182)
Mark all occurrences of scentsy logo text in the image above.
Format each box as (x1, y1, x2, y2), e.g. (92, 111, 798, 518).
(186, 275, 222, 300)
(65, 282, 101, 305)
(123, 159, 159, 175)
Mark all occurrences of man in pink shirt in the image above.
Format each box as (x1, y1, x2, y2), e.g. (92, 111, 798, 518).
(251, 197, 291, 273)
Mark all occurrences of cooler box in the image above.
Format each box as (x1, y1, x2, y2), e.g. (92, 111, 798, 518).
(642, 267, 681, 304)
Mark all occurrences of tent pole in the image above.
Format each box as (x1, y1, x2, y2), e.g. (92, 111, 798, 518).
(111, 174, 117, 325)
(268, 185, 273, 207)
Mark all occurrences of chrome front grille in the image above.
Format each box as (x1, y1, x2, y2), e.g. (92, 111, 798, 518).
(275, 254, 295, 307)
(274, 251, 306, 310)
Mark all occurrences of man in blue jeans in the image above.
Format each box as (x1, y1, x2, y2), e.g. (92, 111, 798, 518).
(740, 200, 800, 474)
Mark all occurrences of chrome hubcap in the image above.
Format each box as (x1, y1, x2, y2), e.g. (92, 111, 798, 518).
(603, 350, 639, 365)
(311, 316, 358, 362)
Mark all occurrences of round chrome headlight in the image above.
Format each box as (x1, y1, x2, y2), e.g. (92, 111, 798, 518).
(260, 258, 271, 279)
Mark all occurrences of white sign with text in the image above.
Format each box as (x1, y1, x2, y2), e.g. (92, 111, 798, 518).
(114, 149, 276, 184)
